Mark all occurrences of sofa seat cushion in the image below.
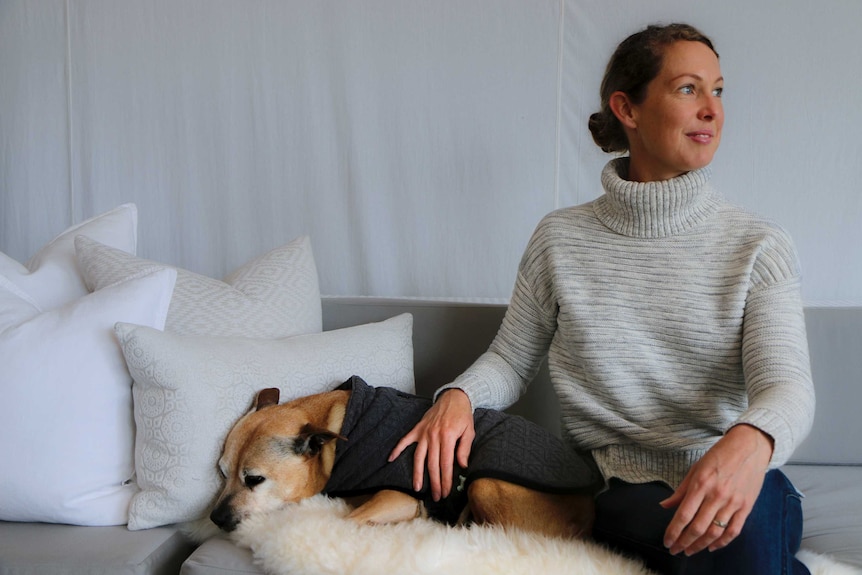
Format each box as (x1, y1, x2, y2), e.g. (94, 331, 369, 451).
(180, 537, 261, 575)
(0, 521, 196, 575)
(783, 464, 862, 568)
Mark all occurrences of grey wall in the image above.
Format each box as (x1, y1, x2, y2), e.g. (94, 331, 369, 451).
(2, 1, 860, 304)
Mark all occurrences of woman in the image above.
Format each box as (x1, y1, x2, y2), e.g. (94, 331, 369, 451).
(390, 23, 815, 574)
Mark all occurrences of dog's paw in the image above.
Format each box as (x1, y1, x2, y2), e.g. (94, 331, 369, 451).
(345, 490, 424, 525)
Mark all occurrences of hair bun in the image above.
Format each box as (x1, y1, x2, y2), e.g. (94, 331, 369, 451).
(588, 111, 624, 154)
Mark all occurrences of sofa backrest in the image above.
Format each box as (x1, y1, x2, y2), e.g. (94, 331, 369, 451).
(792, 307, 862, 465)
(322, 298, 861, 466)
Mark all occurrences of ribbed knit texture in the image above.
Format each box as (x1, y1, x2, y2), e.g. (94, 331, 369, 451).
(442, 158, 815, 488)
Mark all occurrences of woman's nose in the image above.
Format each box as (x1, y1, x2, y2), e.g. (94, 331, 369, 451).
(699, 95, 723, 122)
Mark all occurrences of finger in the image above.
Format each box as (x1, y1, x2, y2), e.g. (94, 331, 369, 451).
(682, 515, 731, 556)
(662, 481, 702, 551)
(668, 496, 726, 556)
(669, 517, 713, 555)
(426, 437, 442, 501)
(665, 484, 725, 554)
(708, 512, 744, 552)
(676, 477, 752, 554)
(455, 427, 475, 469)
(389, 429, 417, 462)
(659, 475, 688, 511)
(411, 439, 428, 493)
(439, 435, 455, 499)
(437, 424, 467, 499)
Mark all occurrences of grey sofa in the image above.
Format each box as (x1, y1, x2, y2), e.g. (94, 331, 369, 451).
(2, 299, 860, 574)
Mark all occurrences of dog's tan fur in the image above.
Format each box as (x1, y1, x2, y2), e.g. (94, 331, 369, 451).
(211, 388, 594, 539)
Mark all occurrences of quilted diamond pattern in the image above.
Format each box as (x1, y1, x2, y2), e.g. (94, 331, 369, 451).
(75, 234, 321, 338)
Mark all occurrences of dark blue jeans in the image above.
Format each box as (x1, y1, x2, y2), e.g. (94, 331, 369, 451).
(592, 470, 809, 575)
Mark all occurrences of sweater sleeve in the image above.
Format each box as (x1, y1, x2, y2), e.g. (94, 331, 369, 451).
(737, 229, 815, 467)
(436, 236, 558, 411)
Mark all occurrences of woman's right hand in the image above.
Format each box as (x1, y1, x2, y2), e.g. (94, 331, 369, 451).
(388, 388, 475, 501)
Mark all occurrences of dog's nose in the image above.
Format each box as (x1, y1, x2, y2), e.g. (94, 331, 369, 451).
(210, 501, 239, 532)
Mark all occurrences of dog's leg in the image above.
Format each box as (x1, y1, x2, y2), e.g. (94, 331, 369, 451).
(467, 478, 595, 539)
(345, 490, 424, 525)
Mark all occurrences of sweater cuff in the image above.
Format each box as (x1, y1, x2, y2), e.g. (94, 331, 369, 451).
(734, 408, 796, 468)
(432, 385, 475, 414)
(435, 352, 525, 412)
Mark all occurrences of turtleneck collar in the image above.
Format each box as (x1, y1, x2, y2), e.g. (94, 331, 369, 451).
(593, 157, 721, 239)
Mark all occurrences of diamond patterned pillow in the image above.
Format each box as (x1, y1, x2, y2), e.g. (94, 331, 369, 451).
(75, 235, 321, 338)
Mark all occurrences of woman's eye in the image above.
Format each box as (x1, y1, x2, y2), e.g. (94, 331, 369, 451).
(680, 85, 695, 95)
(712, 87, 724, 97)
(244, 475, 265, 488)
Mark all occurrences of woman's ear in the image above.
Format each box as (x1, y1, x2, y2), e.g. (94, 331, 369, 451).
(609, 91, 638, 130)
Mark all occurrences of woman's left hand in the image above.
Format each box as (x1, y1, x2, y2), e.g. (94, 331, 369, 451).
(660, 424, 774, 556)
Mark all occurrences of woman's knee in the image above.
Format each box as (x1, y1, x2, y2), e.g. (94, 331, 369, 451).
(715, 470, 807, 573)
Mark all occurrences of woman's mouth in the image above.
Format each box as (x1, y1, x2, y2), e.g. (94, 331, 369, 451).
(687, 131, 715, 144)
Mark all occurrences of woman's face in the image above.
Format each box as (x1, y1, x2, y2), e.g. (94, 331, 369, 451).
(620, 40, 724, 182)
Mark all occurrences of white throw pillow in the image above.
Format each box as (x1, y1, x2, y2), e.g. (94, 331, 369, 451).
(115, 314, 414, 530)
(76, 234, 321, 338)
(0, 204, 137, 311)
(0, 268, 176, 526)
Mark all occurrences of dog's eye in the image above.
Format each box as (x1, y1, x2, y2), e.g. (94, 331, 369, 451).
(244, 475, 265, 489)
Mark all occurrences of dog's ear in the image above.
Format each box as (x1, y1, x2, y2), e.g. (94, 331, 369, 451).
(293, 423, 345, 457)
(253, 388, 280, 411)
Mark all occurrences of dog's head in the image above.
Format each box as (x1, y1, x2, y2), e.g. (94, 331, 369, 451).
(210, 388, 347, 532)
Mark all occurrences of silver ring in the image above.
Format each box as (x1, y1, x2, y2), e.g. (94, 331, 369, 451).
(713, 519, 728, 529)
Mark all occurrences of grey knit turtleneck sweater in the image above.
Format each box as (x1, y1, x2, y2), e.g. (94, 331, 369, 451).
(442, 158, 815, 488)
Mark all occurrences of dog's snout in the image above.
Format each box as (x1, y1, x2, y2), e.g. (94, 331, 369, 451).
(210, 498, 239, 532)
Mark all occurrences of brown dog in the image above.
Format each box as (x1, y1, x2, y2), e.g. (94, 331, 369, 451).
(210, 376, 599, 539)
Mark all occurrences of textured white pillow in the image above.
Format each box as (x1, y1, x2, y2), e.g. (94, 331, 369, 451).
(0, 268, 176, 526)
(115, 314, 414, 530)
(76, 234, 321, 338)
(0, 204, 137, 311)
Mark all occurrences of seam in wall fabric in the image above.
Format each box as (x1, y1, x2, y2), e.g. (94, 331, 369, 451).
(64, 0, 76, 227)
(553, 0, 564, 211)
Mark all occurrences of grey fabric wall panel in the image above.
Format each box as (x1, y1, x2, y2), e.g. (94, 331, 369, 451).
(2, 1, 860, 303)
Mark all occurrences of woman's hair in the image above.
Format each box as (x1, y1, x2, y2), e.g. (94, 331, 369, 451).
(588, 23, 718, 153)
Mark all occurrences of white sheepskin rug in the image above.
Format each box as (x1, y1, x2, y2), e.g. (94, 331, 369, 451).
(230, 495, 860, 575)
(231, 495, 653, 575)
(798, 551, 862, 575)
